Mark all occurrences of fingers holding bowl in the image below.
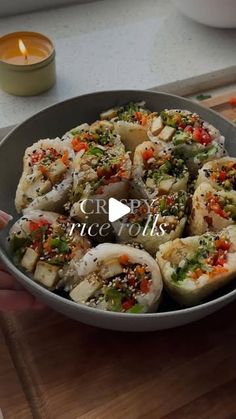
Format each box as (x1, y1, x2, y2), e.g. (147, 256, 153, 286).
(0, 210, 13, 229)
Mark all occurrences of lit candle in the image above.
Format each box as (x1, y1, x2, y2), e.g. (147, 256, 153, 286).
(0, 31, 56, 96)
(18, 39, 28, 63)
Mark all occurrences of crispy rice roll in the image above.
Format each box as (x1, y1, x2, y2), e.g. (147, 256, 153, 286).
(196, 157, 236, 191)
(64, 120, 131, 219)
(189, 183, 236, 235)
(113, 191, 189, 256)
(131, 141, 189, 199)
(100, 101, 157, 153)
(69, 243, 163, 313)
(70, 138, 132, 222)
(156, 225, 236, 306)
(15, 138, 74, 213)
(9, 211, 91, 289)
(149, 109, 226, 174)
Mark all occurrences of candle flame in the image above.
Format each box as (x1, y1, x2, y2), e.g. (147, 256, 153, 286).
(18, 39, 28, 61)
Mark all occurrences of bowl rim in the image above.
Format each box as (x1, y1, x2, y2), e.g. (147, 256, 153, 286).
(1, 88, 236, 321)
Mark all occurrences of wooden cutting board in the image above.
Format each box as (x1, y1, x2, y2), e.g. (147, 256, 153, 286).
(1, 92, 236, 419)
(201, 91, 236, 121)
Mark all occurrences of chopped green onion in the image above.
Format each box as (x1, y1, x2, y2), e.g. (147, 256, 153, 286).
(87, 147, 104, 156)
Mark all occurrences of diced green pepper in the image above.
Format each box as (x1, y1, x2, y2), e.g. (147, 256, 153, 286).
(47, 257, 66, 266)
(10, 236, 32, 266)
(70, 128, 80, 136)
(173, 131, 191, 145)
(105, 288, 122, 311)
(87, 147, 104, 156)
(196, 144, 218, 162)
(127, 304, 145, 313)
(10, 236, 31, 252)
(160, 111, 178, 128)
(159, 197, 167, 212)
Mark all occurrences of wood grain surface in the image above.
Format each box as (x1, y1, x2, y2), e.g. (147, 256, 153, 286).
(1, 92, 236, 419)
(0, 329, 32, 419)
(1, 303, 236, 419)
(201, 91, 236, 122)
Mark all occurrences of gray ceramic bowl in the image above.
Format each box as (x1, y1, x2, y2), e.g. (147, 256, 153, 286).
(1, 90, 236, 331)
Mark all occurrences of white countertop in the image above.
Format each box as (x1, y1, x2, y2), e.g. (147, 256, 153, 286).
(0, 0, 236, 129)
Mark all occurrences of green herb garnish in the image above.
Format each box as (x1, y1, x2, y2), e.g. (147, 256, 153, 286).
(171, 257, 203, 282)
(51, 237, 70, 253)
(196, 94, 212, 101)
(171, 237, 216, 282)
(117, 102, 149, 122)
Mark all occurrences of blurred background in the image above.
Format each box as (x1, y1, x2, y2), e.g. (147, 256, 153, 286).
(0, 0, 236, 129)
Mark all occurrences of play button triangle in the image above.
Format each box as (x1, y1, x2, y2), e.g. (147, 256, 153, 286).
(108, 198, 130, 222)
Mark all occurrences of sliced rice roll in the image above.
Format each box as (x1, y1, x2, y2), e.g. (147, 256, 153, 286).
(64, 120, 131, 219)
(100, 101, 157, 153)
(149, 109, 226, 174)
(196, 157, 236, 191)
(69, 243, 163, 313)
(156, 225, 236, 306)
(113, 191, 189, 256)
(15, 138, 74, 213)
(131, 141, 189, 199)
(9, 210, 91, 289)
(189, 183, 236, 235)
(70, 137, 132, 222)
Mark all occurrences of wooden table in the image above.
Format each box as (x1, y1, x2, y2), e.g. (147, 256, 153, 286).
(1, 89, 236, 419)
(1, 303, 236, 419)
(0, 329, 32, 419)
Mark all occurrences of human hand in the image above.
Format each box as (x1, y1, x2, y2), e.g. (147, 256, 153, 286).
(0, 210, 43, 312)
(0, 210, 12, 229)
(0, 265, 43, 311)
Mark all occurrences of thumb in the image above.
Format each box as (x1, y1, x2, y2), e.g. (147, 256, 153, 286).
(0, 211, 13, 229)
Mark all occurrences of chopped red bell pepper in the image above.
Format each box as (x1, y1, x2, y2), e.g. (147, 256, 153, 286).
(213, 250, 226, 267)
(218, 170, 227, 182)
(142, 148, 154, 161)
(31, 148, 59, 165)
(29, 219, 50, 232)
(215, 239, 230, 251)
(167, 196, 174, 206)
(31, 151, 44, 165)
(207, 195, 229, 219)
(140, 278, 150, 294)
(184, 125, 194, 133)
(122, 299, 135, 310)
(192, 127, 212, 145)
